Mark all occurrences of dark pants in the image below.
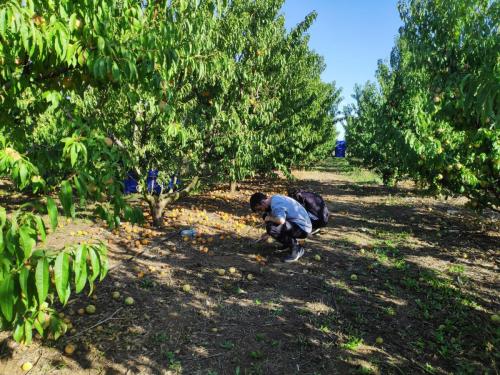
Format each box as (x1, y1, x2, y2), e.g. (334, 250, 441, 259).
(266, 221, 308, 248)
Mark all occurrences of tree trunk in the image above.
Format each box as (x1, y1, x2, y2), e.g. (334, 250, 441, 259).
(143, 177, 200, 227)
(149, 197, 168, 227)
(230, 181, 238, 194)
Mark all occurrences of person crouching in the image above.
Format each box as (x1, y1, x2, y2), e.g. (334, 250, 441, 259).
(250, 192, 312, 263)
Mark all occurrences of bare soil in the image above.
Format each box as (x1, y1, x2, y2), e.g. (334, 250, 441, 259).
(1, 160, 498, 375)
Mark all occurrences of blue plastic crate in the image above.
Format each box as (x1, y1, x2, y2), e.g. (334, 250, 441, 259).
(123, 170, 181, 195)
(335, 141, 346, 158)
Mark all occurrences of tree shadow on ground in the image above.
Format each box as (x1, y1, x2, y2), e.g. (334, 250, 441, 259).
(53, 225, 497, 374)
(1, 171, 498, 375)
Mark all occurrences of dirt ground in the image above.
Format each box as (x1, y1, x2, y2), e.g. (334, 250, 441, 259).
(0, 159, 499, 375)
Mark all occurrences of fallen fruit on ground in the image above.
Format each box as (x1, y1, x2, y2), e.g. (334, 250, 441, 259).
(247, 274, 254, 281)
(376, 337, 384, 345)
(182, 284, 191, 292)
(124, 297, 135, 305)
(112, 291, 121, 300)
(85, 304, 96, 314)
(491, 314, 500, 324)
(64, 343, 76, 355)
(21, 362, 33, 372)
(228, 267, 236, 274)
(313, 254, 321, 261)
(77, 308, 85, 315)
(350, 274, 358, 281)
(216, 268, 226, 276)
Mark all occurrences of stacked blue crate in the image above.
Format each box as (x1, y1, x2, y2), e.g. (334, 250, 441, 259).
(335, 141, 346, 157)
(123, 170, 181, 195)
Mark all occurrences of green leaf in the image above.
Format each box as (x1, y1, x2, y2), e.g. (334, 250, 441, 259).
(19, 226, 36, 260)
(0, 273, 14, 321)
(13, 322, 24, 343)
(54, 252, 70, 305)
(46, 197, 58, 231)
(74, 244, 88, 293)
(24, 319, 33, 344)
(87, 247, 100, 295)
(19, 267, 30, 304)
(59, 180, 74, 218)
(33, 317, 44, 336)
(0, 8, 6, 37)
(49, 315, 66, 340)
(35, 216, 46, 242)
(0, 206, 6, 229)
(0, 207, 5, 253)
(73, 175, 86, 206)
(70, 144, 77, 167)
(19, 163, 28, 188)
(111, 61, 121, 82)
(97, 36, 105, 51)
(35, 257, 49, 305)
(97, 244, 108, 281)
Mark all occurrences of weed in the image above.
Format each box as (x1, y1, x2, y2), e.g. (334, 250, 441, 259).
(357, 365, 377, 374)
(411, 338, 425, 354)
(255, 333, 266, 342)
(270, 340, 280, 348)
(448, 264, 465, 275)
(295, 334, 311, 348)
(249, 350, 264, 360)
(424, 363, 436, 374)
(385, 306, 396, 316)
(402, 277, 419, 290)
(220, 340, 235, 350)
(152, 332, 169, 344)
(393, 258, 408, 270)
(140, 277, 155, 289)
(249, 363, 264, 375)
(319, 325, 331, 334)
(271, 307, 284, 316)
(164, 351, 182, 372)
(460, 298, 479, 309)
(341, 336, 364, 351)
(383, 280, 396, 293)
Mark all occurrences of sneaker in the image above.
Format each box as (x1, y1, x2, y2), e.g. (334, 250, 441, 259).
(310, 228, 321, 235)
(283, 246, 305, 263)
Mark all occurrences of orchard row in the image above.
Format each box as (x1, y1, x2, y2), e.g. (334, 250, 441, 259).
(345, 0, 498, 211)
(0, 0, 339, 343)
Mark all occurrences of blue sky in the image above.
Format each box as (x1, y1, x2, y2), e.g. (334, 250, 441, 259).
(280, 1, 402, 138)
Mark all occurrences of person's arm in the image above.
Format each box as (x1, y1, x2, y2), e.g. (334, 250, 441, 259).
(266, 204, 286, 225)
(264, 215, 285, 225)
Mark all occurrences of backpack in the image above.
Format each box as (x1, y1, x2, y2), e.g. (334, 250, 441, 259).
(287, 189, 329, 227)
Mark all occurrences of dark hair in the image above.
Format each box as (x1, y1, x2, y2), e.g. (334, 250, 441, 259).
(250, 192, 267, 212)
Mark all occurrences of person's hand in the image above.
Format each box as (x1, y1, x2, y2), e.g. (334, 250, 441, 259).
(264, 214, 275, 223)
(254, 233, 270, 243)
